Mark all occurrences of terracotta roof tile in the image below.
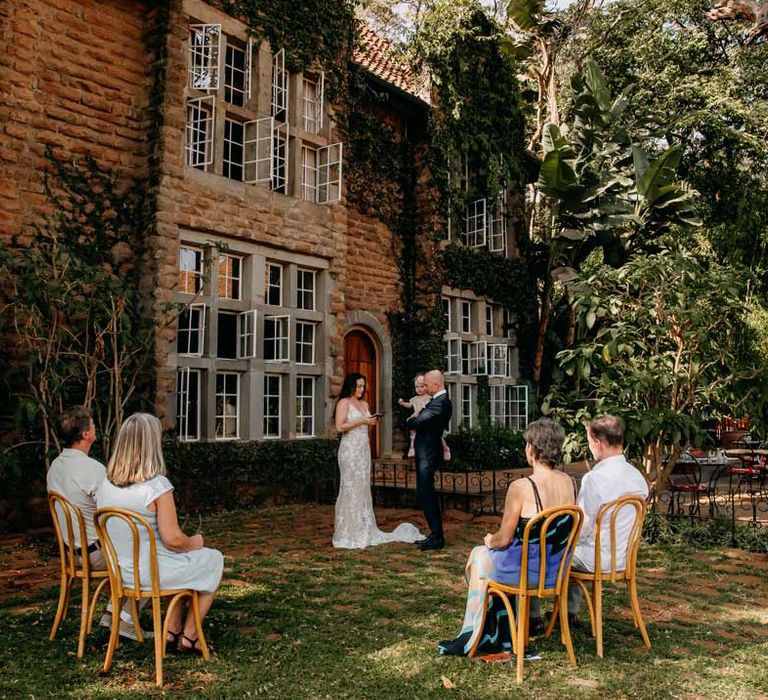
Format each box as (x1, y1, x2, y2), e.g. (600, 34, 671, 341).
(353, 25, 429, 103)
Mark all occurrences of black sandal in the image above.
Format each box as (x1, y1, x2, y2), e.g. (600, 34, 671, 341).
(165, 629, 182, 653)
(179, 633, 211, 655)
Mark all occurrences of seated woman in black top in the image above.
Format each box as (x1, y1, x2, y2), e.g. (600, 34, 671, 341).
(439, 418, 577, 656)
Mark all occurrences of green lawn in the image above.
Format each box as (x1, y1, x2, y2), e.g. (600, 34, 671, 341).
(1, 504, 767, 699)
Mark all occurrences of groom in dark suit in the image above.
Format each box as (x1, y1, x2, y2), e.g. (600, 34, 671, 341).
(407, 369, 452, 551)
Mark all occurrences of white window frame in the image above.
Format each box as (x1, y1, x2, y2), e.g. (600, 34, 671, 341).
(214, 371, 240, 440)
(188, 24, 221, 91)
(461, 384, 474, 429)
(302, 72, 324, 133)
(461, 300, 472, 333)
(301, 145, 318, 202)
(296, 321, 316, 365)
(179, 245, 204, 294)
(470, 340, 487, 375)
(237, 309, 257, 358)
(445, 337, 461, 375)
(264, 314, 290, 361)
(185, 96, 215, 169)
(224, 39, 248, 107)
(177, 303, 206, 357)
(271, 121, 289, 193)
(442, 297, 452, 332)
(485, 305, 494, 336)
(490, 385, 506, 426)
(318, 142, 343, 204)
(464, 197, 487, 248)
(265, 262, 283, 306)
(223, 117, 245, 181)
(217, 253, 243, 300)
(244, 116, 273, 184)
(271, 47, 288, 121)
(488, 197, 507, 254)
(506, 385, 529, 431)
(487, 344, 508, 377)
(176, 367, 201, 442)
(295, 375, 316, 437)
(263, 373, 282, 438)
(296, 268, 316, 310)
(461, 341, 470, 375)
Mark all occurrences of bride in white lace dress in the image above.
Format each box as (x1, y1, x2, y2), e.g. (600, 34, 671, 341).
(333, 373, 423, 549)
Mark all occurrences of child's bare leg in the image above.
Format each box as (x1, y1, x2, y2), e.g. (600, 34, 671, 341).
(408, 429, 416, 458)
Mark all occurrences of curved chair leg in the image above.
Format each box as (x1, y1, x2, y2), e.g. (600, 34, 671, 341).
(515, 594, 530, 684)
(77, 576, 90, 658)
(466, 589, 491, 659)
(544, 600, 559, 638)
(559, 586, 577, 666)
(50, 573, 70, 640)
(628, 577, 651, 651)
(87, 578, 110, 633)
(190, 592, 211, 661)
(575, 579, 596, 638)
(130, 598, 143, 643)
(102, 593, 122, 673)
(491, 589, 518, 657)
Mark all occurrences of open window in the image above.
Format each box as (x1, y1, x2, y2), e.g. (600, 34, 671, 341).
(445, 338, 461, 374)
(186, 96, 215, 170)
(487, 344, 508, 377)
(464, 198, 487, 248)
(302, 71, 324, 133)
(470, 340, 487, 375)
(488, 196, 506, 254)
(244, 116, 273, 184)
(238, 310, 257, 358)
(188, 24, 221, 91)
(318, 142, 343, 204)
(271, 47, 288, 122)
(176, 367, 201, 442)
(177, 303, 206, 357)
(272, 122, 289, 193)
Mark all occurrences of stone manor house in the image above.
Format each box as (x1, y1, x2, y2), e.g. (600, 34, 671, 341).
(2, 0, 529, 458)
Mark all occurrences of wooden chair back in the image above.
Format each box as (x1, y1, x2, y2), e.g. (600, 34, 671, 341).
(592, 494, 646, 583)
(49, 491, 94, 579)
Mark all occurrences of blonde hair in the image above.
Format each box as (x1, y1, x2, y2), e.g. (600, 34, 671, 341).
(107, 413, 166, 486)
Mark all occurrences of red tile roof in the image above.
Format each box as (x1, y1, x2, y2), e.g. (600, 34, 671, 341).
(353, 25, 428, 102)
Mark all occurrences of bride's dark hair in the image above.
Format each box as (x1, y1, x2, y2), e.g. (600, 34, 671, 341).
(339, 372, 366, 400)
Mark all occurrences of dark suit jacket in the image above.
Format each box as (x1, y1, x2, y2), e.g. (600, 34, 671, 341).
(406, 392, 452, 464)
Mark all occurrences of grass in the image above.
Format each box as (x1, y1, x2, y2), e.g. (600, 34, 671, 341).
(1, 504, 767, 699)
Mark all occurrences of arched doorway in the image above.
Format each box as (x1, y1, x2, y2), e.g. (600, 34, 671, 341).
(344, 327, 380, 457)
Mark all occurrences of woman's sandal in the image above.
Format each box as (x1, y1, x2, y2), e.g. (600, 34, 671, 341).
(178, 633, 211, 656)
(165, 629, 182, 653)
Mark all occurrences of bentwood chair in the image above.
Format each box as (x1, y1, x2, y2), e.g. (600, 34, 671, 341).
(468, 505, 584, 683)
(48, 493, 111, 658)
(94, 508, 210, 687)
(547, 495, 651, 658)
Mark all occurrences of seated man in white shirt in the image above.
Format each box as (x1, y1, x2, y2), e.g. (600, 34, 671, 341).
(47, 405, 148, 640)
(567, 415, 649, 624)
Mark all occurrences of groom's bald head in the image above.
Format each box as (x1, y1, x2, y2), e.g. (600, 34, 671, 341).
(423, 370, 445, 395)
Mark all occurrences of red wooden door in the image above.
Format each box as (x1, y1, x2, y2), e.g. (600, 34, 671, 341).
(344, 329, 379, 457)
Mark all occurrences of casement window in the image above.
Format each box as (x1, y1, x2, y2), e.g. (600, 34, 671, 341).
(295, 376, 315, 436)
(488, 197, 506, 254)
(238, 310, 257, 359)
(189, 24, 221, 91)
(272, 122, 289, 194)
(302, 73, 324, 134)
(506, 385, 528, 430)
(296, 321, 316, 364)
(485, 305, 494, 336)
(223, 118, 245, 181)
(177, 304, 206, 356)
(461, 384, 474, 429)
(487, 344, 508, 377)
(461, 300, 472, 333)
(224, 40, 249, 107)
(464, 198, 487, 248)
(265, 262, 283, 306)
(176, 367, 201, 441)
(470, 340, 487, 375)
(446, 338, 461, 374)
(215, 372, 240, 439)
(461, 341, 470, 375)
(217, 254, 242, 300)
(490, 385, 506, 426)
(264, 315, 290, 361)
(443, 297, 452, 332)
(301, 145, 318, 202)
(186, 96, 215, 170)
(244, 117, 273, 184)
(263, 374, 281, 437)
(213, 309, 255, 362)
(296, 268, 316, 310)
(271, 48, 288, 122)
(179, 246, 204, 294)
(318, 143, 343, 204)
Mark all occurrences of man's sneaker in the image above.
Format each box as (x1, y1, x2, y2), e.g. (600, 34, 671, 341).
(99, 613, 154, 641)
(524, 648, 542, 661)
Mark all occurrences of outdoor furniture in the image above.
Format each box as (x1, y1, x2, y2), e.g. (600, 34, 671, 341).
(547, 495, 650, 658)
(467, 505, 584, 683)
(723, 448, 768, 526)
(94, 508, 211, 687)
(48, 492, 111, 658)
(667, 453, 723, 519)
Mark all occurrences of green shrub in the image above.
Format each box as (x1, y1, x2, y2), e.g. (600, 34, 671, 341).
(445, 424, 526, 472)
(643, 510, 768, 553)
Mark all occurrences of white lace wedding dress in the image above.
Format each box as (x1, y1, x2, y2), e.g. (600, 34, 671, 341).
(332, 404, 423, 549)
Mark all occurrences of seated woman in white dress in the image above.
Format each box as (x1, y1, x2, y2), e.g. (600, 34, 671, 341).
(96, 413, 224, 654)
